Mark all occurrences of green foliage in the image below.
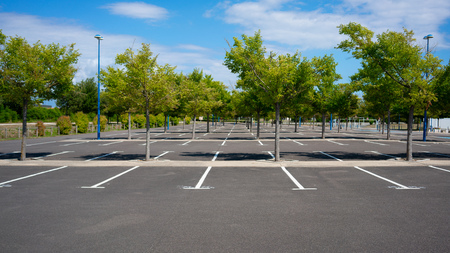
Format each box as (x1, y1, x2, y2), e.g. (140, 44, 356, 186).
(93, 115, 108, 131)
(185, 116, 191, 125)
(0, 105, 19, 123)
(156, 113, 165, 127)
(133, 114, 146, 128)
(119, 113, 129, 129)
(148, 114, 157, 127)
(26, 107, 61, 121)
(57, 77, 98, 115)
(72, 111, 89, 133)
(36, 121, 45, 136)
(171, 116, 179, 126)
(57, 116, 72, 135)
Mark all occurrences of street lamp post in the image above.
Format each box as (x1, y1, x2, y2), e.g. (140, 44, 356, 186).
(422, 34, 433, 142)
(94, 34, 103, 140)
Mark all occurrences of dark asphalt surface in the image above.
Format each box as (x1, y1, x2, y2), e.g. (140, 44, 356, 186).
(0, 122, 449, 252)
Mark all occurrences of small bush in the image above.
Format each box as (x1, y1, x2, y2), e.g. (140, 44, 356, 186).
(57, 116, 72, 135)
(93, 115, 108, 131)
(156, 113, 165, 127)
(171, 116, 179, 126)
(72, 112, 89, 133)
(133, 114, 146, 128)
(185, 116, 191, 125)
(36, 121, 46, 136)
(148, 114, 156, 128)
(0, 105, 19, 123)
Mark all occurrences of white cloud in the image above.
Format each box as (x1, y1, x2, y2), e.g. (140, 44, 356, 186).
(101, 2, 168, 20)
(0, 12, 236, 87)
(215, 0, 450, 50)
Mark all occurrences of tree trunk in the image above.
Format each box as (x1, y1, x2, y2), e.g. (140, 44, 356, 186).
(206, 113, 210, 133)
(257, 110, 260, 139)
(275, 102, 281, 161)
(387, 109, 391, 140)
(406, 105, 414, 161)
(191, 114, 197, 140)
(321, 112, 326, 139)
(145, 101, 151, 161)
(338, 117, 341, 133)
(128, 112, 131, 140)
(20, 98, 28, 161)
(382, 114, 385, 135)
(164, 114, 167, 133)
(294, 116, 298, 133)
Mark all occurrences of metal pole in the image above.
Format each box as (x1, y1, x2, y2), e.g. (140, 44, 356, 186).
(97, 37, 101, 140)
(330, 113, 332, 130)
(423, 35, 432, 142)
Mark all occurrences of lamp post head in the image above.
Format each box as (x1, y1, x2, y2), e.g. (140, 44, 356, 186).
(94, 34, 103, 40)
(423, 34, 433, 40)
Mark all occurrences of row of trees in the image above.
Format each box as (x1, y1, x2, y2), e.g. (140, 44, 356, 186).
(1, 23, 449, 162)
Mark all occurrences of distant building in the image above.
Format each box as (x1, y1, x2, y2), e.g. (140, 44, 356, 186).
(430, 118, 450, 131)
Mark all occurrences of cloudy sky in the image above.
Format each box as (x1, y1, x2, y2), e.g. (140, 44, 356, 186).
(1, 0, 450, 99)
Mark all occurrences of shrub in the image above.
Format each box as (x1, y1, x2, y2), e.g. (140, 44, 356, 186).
(57, 116, 72, 135)
(185, 116, 191, 125)
(156, 113, 165, 127)
(148, 114, 157, 128)
(0, 105, 19, 123)
(72, 112, 89, 133)
(171, 116, 179, 126)
(133, 114, 146, 128)
(93, 115, 108, 131)
(36, 121, 46, 136)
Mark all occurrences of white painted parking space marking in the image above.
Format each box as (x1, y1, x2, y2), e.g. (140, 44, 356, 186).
(154, 133, 163, 136)
(0, 151, 20, 157)
(428, 165, 450, 173)
(221, 136, 229, 146)
(85, 151, 122, 161)
(317, 151, 343, 162)
(203, 133, 209, 136)
(154, 151, 172, 160)
(354, 166, 421, 190)
(281, 167, 316, 190)
(212, 151, 221, 161)
(183, 166, 214, 190)
(364, 140, 389, 146)
(365, 151, 399, 159)
(398, 141, 428, 147)
(139, 141, 157, 146)
(81, 166, 140, 189)
(258, 140, 264, 146)
(99, 141, 123, 146)
(60, 141, 90, 147)
(33, 151, 74, 160)
(419, 151, 450, 158)
(327, 140, 347, 146)
(178, 133, 186, 137)
(265, 151, 275, 159)
(0, 166, 68, 188)
(26, 141, 56, 146)
(181, 140, 192, 146)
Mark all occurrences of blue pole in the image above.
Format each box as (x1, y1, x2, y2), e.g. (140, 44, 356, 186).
(299, 116, 301, 127)
(423, 34, 432, 142)
(97, 37, 101, 140)
(330, 114, 332, 130)
(212, 114, 214, 126)
(167, 115, 170, 130)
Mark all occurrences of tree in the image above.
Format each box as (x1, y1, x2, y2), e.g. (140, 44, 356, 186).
(329, 83, 359, 132)
(0, 30, 80, 160)
(430, 61, 450, 118)
(311, 55, 341, 139)
(114, 43, 178, 160)
(57, 77, 98, 115)
(337, 22, 442, 161)
(224, 31, 313, 161)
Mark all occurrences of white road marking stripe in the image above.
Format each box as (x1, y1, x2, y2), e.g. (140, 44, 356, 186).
(398, 141, 428, 147)
(27, 141, 56, 146)
(354, 166, 418, 190)
(327, 140, 347, 146)
(60, 141, 89, 146)
(281, 166, 316, 190)
(366, 151, 399, 159)
(181, 140, 192, 146)
(99, 141, 123, 146)
(212, 151, 220, 161)
(266, 151, 275, 159)
(364, 140, 388, 146)
(428, 165, 450, 173)
(33, 151, 74, 160)
(139, 141, 157, 146)
(81, 166, 140, 189)
(0, 151, 20, 157)
(318, 151, 343, 162)
(85, 151, 121, 161)
(0, 166, 68, 187)
(258, 140, 264, 146)
(195, 166, 212, 189)
(419, 151, 450, 158)
(155, 151, 171, 160)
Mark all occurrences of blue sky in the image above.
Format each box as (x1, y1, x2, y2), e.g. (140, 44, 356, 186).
(1, 0, 450, 97)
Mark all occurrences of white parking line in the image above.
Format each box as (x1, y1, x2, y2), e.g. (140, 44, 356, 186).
(365, 151, 399, 159)
(178, 133, 186, 137)
(281, 167, 316, 190)
(327, 140, 347, 146)
(317, 151, 343, 162)
(428, 165, 450, 173)
(99, 141, 123, 146)
(0, 166, 68, 187)
(195, 166, 212, 189)
(81, 166, 140, 189)
(0, 151, 20, 157)
(85, 151, 122, 161)
(364, 140, 388, 146)
(265, 151, 275, 159)
(60, 141, 90, 147)
(354, 166, 420, 190)
(212, 151, 221, 161)
(398, 141, 428, 147)
(33, 151, 74, 160)
(155, 151, 172, 160)
(181, 140, 192, 146)
(139, 141, 157, 146)
(419, 151, 450, 158)
(27, 141, 56, 146)
(221, 137, 228, 146)
(258, 140, 264, 146)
